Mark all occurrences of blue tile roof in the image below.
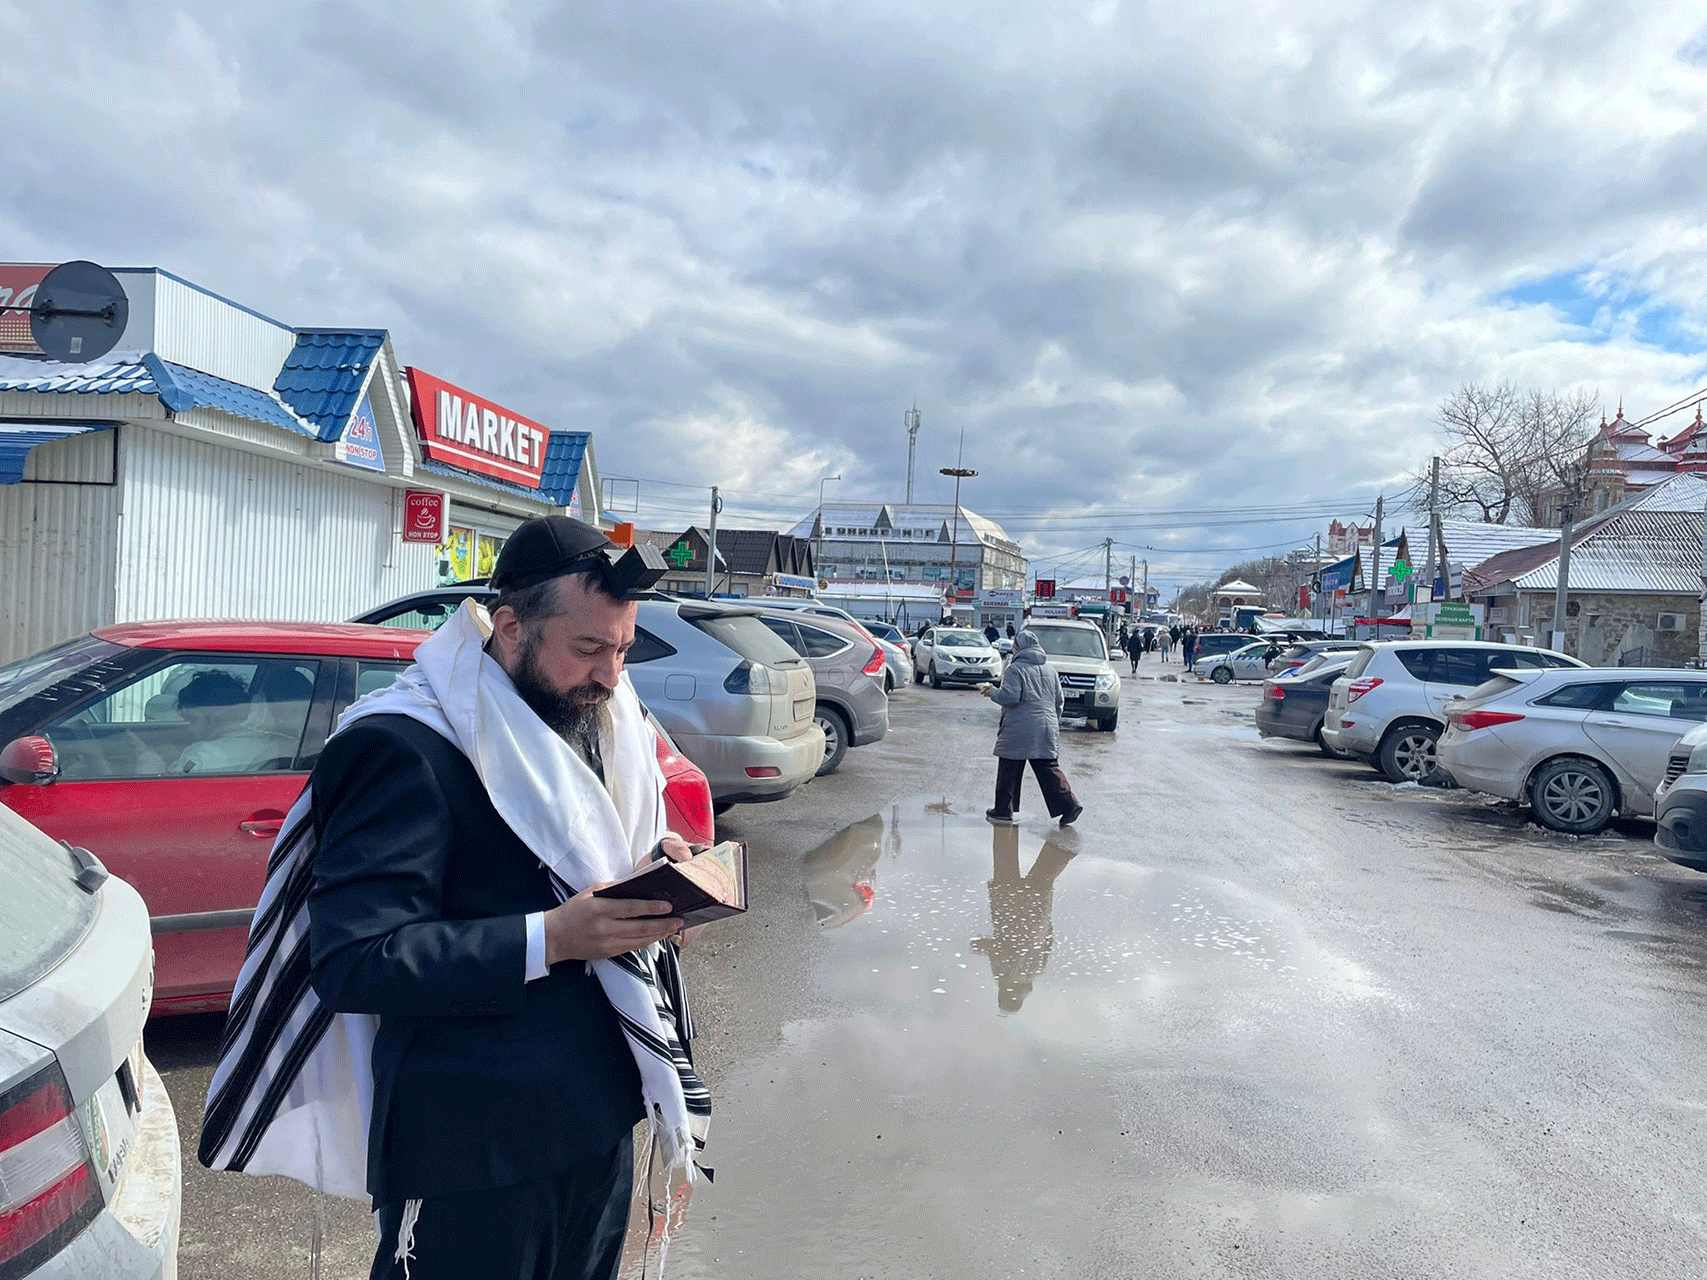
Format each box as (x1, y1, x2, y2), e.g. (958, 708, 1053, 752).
(538, 431, 589, 506)
(143, 355, 316, 437)
(274, 329, 387, 442)
(0, 353, 315, 437)
(0, 355, 157, 395)
(0, 422, 113, 484)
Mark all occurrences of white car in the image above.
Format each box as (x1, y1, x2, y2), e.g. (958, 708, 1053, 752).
(1323, 641, 1583, 783)
(912, 627, 1003, 688)
(0, 803, 180, 1279)
(1024, 618, 1122, 731)
(1439, 667, 1707, 834)
(1196, 641, 1281, 685)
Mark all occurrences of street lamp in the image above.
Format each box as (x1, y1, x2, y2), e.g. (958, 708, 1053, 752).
(940, 463, 978, 621)
(815, 473, 842, 582)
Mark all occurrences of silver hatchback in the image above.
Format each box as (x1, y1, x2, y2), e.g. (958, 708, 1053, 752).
(752, 609, 891, 775)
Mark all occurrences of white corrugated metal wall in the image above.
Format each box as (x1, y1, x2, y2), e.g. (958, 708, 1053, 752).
(115, 427, 435, 624)
(0, 429, 121, 662)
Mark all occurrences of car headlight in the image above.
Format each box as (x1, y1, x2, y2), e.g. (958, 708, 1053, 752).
(1688, 740, 1707, 774)
(1095, 672, 1118, 692)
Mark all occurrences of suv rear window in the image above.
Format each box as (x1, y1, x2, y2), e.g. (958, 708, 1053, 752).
(1395, 650, 1436, 681)
(0, 806, 99, 1002)
(1344, 647, 1376, 678)
(690, 614, 803, 667)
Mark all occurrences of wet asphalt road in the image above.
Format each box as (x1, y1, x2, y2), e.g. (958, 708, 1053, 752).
(149, 668, 1707, 1278)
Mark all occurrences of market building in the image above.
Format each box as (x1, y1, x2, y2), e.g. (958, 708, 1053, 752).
(0, 265, 598, 663)
(789, 501, 1027, 610)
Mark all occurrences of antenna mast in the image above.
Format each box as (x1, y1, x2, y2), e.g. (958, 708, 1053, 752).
(904, 403, 921, 504)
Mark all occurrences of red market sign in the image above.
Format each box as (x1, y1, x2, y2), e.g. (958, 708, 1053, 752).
(0, 263, 51, 354)
(402, 490, 446, 543)
(405, 367, 548, 489)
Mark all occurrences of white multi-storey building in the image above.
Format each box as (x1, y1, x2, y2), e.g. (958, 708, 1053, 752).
(790, 501, 1027, 599)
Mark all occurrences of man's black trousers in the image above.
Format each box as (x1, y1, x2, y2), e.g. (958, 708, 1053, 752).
(371, 1138, 632, 1280)
(993, 756, 1078, 818)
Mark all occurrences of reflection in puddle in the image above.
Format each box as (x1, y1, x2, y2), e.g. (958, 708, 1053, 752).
(799, 796, 1387, 1018)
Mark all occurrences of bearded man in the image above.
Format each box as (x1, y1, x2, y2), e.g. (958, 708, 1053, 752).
(199, 517, 708, 1280)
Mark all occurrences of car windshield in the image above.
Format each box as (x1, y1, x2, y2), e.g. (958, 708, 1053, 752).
(0, 635, 124, 714)
(1031, 628, 1106, 659)
(936, 632, 986, 648)
(0, 806, 98, 1002)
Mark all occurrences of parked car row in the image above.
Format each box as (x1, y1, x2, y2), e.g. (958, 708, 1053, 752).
(1262, 638, 1707, 871)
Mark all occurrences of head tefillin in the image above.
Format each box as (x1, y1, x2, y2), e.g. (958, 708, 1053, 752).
(489, 516, 668, 600)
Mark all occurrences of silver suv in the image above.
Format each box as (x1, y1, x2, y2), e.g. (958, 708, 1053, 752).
(1323, 640, 1582, 782)
(0, 804, 181, 1278)
(628, 598, 824, 806)
(753, 610, 890, 775)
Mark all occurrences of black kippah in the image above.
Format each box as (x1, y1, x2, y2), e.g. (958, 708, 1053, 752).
(489, 516, 612, 591)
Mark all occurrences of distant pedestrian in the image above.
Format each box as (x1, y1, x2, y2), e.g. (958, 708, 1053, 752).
(1182, 627, 1198, 672)
(984, 622, 1000, 644)
(982, 631, 1082, 827)
(1144, 628, 1157, 657)
(1005, 622, 1016, 639)
(1158, 629, 1172, 662)
(1123, 629, 1143, 673)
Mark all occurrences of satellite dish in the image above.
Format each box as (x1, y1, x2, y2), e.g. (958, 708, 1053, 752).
(28, 260, 129, 362)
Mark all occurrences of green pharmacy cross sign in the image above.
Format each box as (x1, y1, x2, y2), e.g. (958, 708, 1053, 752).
(1387, 558, 1412, 583)
(666, 541, 694, 569)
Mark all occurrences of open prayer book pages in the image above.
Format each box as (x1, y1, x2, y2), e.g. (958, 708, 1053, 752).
(594, 840, 748, 927)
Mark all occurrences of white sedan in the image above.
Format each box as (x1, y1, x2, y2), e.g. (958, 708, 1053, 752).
(1438, 666, 1707, 834)
(1195, 641, 1279, 685)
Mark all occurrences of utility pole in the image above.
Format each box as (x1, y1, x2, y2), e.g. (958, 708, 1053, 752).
(1366, 494, 1385, 626)
(1315, 534, 1323, 623)
(904, 404, 921, 504)
(815, 472, 842, 583)
(1103, 537, 1113, 598)
(704, 486, 722, 598)
(940, 433, 977, 622)
(1551, 467, 1580, 653)
(1141, 558, 1149, 617)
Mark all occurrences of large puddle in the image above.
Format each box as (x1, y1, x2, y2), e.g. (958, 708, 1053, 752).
(653, 798, 1407, 1278)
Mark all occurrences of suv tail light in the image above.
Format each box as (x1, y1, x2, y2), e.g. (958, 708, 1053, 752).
(1347, 677, 1383, 703)
(0, 1064, 101, 1272)
(722, 660, 775, 696)
(862, 645, 885, 677)
(1450, 710, 1526, 732)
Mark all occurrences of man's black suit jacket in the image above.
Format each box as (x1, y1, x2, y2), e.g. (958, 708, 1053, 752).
(307, 714, 643, 1206)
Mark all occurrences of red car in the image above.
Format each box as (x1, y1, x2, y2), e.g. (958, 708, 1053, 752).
(0, 622, 715, 1016)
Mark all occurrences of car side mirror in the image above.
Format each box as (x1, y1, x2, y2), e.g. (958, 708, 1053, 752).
(0, 736, 58, 785)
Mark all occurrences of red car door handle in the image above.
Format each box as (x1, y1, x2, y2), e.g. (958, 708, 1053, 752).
(239, 811, 285, 838)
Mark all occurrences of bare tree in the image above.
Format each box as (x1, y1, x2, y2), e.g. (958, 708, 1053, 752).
(1405, 383, 1600, 526)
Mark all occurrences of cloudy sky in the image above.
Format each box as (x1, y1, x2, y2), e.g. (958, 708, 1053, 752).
(7, 0, 1707, 596)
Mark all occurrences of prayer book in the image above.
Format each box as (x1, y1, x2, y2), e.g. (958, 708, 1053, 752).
(595, 840, 748, 926)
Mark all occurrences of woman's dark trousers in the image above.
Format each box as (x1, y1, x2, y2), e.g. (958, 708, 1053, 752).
(994, 757, 1078, 818)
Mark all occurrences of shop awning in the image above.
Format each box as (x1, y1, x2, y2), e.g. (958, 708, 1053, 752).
(0, 421, 114, 484)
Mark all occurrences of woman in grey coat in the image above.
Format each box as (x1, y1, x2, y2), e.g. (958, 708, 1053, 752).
(981, 630, 1083, 826)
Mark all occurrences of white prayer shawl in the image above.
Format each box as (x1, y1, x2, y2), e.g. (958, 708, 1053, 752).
(199, 601, 709, 1201)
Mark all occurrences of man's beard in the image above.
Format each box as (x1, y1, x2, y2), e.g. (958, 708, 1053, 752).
(511, 638, 612, 743)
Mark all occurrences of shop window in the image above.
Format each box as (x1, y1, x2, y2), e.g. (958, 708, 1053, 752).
(42, 658, 320, 780)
